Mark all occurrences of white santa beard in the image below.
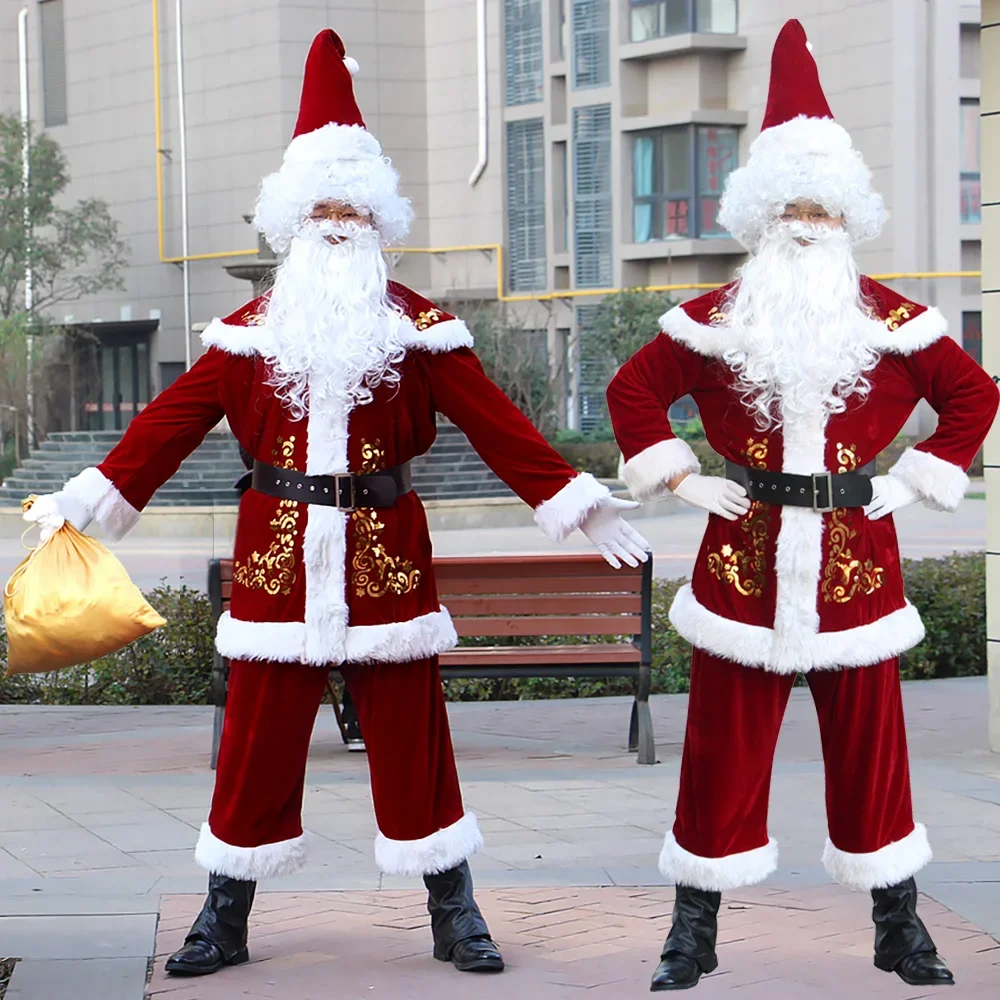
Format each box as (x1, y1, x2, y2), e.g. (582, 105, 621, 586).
(722, 223, 884, 432)
(263, 225, 408, 420)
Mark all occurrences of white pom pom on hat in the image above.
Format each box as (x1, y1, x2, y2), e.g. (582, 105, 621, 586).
(344, 55, 360, 76)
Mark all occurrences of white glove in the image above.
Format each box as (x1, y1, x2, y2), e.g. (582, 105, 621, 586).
(580, 497, 651, 570)
(673, 473, 751, 521)
(23, 491, 93, 542)
(864, 475, 920, 521)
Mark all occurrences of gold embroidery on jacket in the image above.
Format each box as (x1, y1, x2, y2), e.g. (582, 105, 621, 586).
(707, 437, 770, 599)
(707, 305, 728, 325)
(885, 303, 917, 331)
(414, 307, 445, 331)
(822, 442, 884, 604)
(234, 436, 300, 596)
(350, 439, 421, 599)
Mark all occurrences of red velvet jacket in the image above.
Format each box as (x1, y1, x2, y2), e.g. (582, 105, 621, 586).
(607, 277, 998, 673)
(63, 283, 610, 667)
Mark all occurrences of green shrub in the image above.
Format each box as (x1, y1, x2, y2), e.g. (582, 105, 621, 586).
(0, 585, 215, 705)
(899, 552, 985, 679)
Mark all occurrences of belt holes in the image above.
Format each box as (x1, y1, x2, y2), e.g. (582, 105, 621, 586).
(296, 483, 302, 489)
(839, 488, 845, 494)
(310, 485, 315, 491)
(799, 487, 806, 494)
(785, 486, 791, 492)
(771, 484, 776, 490)
(284, 481, 290, 487)
(323, 488, 330, 494)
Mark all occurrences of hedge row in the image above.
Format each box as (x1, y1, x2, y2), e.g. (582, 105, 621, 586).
(0, 553, 984, 705)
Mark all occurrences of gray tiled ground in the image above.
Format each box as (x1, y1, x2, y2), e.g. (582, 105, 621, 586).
(0, 678, 998, 997)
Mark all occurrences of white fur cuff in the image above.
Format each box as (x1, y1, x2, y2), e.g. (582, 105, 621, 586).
(194, 822, 308, 880)
(822, 824, 932, 890)
(63, 466, 140, 541)
(344, 608, 458, 664)
(888, 448, 970, 513)
(374, 811, 483, 877)
(623, 438, 701, 502)
(533, 472, 611, 542)
(659, 830, 778, 891)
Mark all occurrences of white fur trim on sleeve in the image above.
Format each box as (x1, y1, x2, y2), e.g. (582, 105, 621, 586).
(374, 811, 483, 877)
(62, 466, 140, 541)
(194, 822, 308, 880)
(659, 830, 778, 891)
(623, 438, 701, 502)
(400, 317, 474, 353)
(822, 823, 932, 890)
(533, 472, 611, 542)
(888, 447, 970, 512)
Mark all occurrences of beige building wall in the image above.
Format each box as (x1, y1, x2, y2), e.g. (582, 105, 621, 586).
(982, 2, 1000, 751)
(0, 1, 985, 425)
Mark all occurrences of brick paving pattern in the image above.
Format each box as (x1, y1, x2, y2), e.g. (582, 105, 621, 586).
(148, 885, 999, 999)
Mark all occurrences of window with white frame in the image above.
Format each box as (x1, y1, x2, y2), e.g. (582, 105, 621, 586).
(504, 0, 544, 106)
(632, 125, 738, 241)
(630, 0, 738, 43)
(506, 119, 547, 291)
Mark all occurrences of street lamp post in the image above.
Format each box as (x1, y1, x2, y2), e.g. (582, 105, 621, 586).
(18, 7, 35, 451)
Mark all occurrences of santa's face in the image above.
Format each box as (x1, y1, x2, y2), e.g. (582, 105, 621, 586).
(307, 200, 374, 245)
(778, 200, 844, 245)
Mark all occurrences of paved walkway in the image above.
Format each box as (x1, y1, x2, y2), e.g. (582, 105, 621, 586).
(0, 678, 999, 996)
(0, 494, 986, 592)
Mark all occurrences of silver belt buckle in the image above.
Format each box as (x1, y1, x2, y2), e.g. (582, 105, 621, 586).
(811, 471, 833, 513)
(335, 474, 356, 511)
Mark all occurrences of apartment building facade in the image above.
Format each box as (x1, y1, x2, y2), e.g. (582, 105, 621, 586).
(0, 0, 984, 437)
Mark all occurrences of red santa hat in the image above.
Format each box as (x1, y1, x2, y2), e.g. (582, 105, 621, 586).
(253, 29, 412, 253)
(717, 18, 886, 251)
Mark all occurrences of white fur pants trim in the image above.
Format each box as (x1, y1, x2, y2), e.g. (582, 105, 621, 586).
(374, 811, 483, 877)
(658, 830, 778, 891)
(194, 822, 308, 880)
(822, 823, 932, 890)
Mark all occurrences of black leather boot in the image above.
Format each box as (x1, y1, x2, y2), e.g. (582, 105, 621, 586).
(165, 874, 256, 976)
(650, 885, 721, 992)
(424, 861, 504, 973)
(872, 878, 954, 986)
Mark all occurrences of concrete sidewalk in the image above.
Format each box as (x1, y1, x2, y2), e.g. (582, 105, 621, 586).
(0, 677, 999, 996)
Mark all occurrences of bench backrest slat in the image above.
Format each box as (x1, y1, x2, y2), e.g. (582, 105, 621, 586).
(455, 615, 642, 638)
(445, 594, 641, 616)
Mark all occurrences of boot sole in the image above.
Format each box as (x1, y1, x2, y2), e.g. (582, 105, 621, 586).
(434, 951, 505, 973)
(165, 948, 250, 977)
(892, 969, 954, 987)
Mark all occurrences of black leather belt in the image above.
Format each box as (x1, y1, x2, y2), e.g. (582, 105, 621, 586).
(250, 460, 412, 510)
(724, 459, 876, 512)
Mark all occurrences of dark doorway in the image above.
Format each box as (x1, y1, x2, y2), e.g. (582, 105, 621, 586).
(65, 319, 158, 432)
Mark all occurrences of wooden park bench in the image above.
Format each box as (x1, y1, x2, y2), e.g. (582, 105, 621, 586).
(207, 551, 654, 768)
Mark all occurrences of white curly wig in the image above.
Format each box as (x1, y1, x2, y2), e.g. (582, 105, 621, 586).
(718, 115, 887, 253)
(253, 123, 413, 254)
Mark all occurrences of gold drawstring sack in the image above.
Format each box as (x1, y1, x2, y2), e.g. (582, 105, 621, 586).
(4, 497, 166, 676)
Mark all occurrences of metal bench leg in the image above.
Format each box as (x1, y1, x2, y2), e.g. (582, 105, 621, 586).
(210, 655, 228, 771)
(328, 676, 348, 744)
(634, 663, 655, 765)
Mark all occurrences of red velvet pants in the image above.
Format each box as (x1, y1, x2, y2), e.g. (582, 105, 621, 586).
(197, 656, 476, 881)
(660, 649, 931, 892)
